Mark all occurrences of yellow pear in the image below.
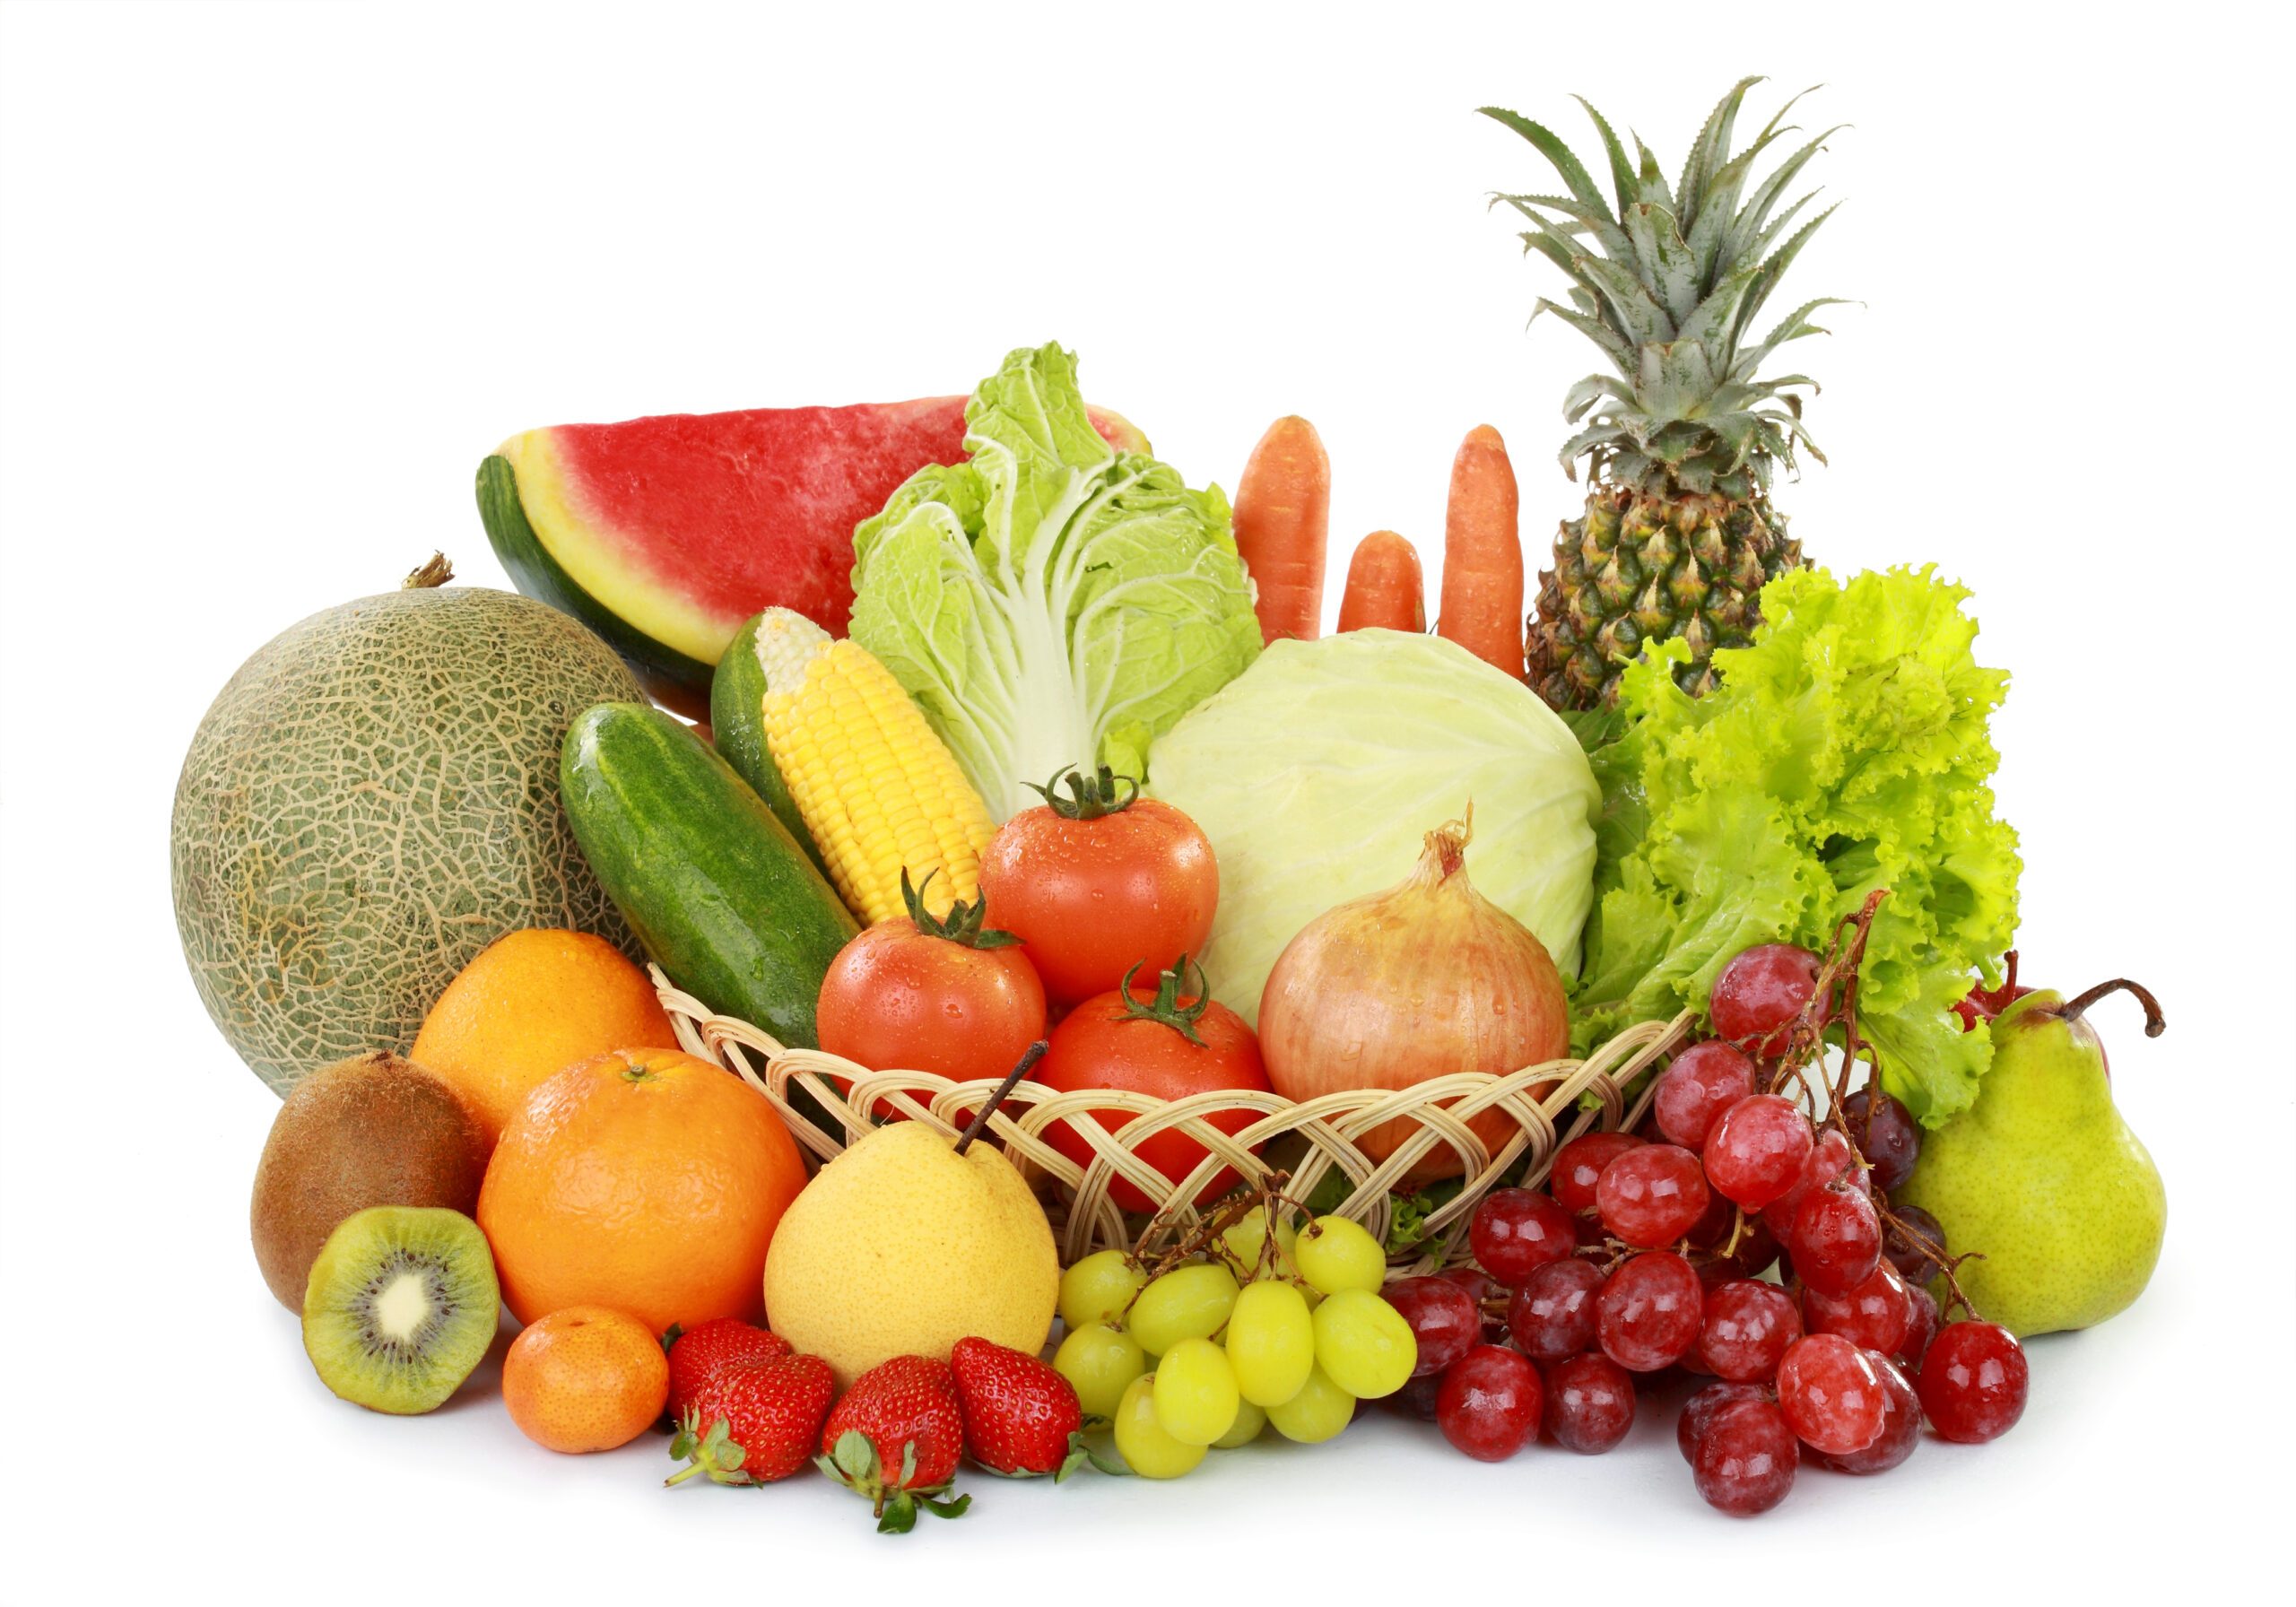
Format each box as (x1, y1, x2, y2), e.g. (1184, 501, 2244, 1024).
(763, 1120, 1057, 1387)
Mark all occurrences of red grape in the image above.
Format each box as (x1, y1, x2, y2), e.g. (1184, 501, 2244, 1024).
(1596, 1251, 1704, 1372)
(1435, 1344, 1544, 1461)
(1696, 1279, 1803, 1383)
(1384, 1276, 1482, 1377)
(1803, 1261, 1910, 1354)
(1703, 1095, 1814, 1210)
(1384, 1371, 1443, 1420)
(1918, 1321, 2029, 1444)
(1692, 1399, 1799, 1516)
(1788, 1184, 1883, 1297)
(1506, 1257, 1605, 1362)
(1709, 943, 1822, 1058)
(1683, 1186, 1740, 1251)
(1550, 1131, 1644, 1215)
(1468, 1188, 1577, 1285)
(1840, 1087, 1920, 1194)
(1821, 1353, 1920, 1474)
(1679, 1379, 1768, 1463)
(1715, 1217, 1782, 1281)
(1544, 1351, 1636, 1454)
(1653, 1041, 1758, 1151)
(1897, 1281, 1940, 1367)
(1596, 1144, 1711, 1248)
(1777, 1333, 1887, 1455)
(1763, 1128, 1866, 1235)
(1883, 1203, 1947, 1283)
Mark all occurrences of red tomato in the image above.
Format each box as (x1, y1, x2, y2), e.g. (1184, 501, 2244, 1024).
(1037, 964, 1271, 1212)
(815, 914, 1047, 1092)
(978, 769, 1218, 1005)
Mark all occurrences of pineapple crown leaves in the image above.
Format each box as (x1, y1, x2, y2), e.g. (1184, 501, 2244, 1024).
(1479, 77, 1855, 501)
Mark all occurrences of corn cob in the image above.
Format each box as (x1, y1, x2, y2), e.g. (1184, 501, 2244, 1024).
(750, 608, 996, 925)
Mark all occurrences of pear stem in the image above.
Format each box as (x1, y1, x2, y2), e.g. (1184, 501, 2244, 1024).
(952, 1039, 1047, 1157)
(2060, 977, 2166, 1038)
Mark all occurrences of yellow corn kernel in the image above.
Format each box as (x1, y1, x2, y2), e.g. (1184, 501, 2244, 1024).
(751, 611, 996, 925)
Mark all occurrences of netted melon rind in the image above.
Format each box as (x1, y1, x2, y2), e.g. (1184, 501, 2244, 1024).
(170, 586, 644, 1096)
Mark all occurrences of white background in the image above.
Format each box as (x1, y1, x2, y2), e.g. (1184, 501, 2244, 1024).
(4, 1, 2291, 1596)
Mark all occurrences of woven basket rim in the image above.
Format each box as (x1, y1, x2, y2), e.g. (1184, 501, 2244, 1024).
(651, 966, 1686, 1273)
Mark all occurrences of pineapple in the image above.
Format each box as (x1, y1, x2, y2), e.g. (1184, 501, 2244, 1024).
(1482, 78, 1843, 708)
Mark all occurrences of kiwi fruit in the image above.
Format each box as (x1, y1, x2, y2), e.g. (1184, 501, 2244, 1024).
(250, 1051, 490, 1310)
(301, 1205, 500, 1413)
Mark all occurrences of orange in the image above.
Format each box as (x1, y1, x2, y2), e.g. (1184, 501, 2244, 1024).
(502, 1306, 669, 1454)
(413, 928, 680, 1145)
(477, 1047, 808, 1333)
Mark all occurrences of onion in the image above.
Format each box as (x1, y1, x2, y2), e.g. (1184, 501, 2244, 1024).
(1257, 813, 1570, 1183)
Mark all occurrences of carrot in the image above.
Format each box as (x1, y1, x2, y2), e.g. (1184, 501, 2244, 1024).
(1231, 415, 1330, 645)
(1336, 530, 1425, 633)
(1436, 423, 1525, 678)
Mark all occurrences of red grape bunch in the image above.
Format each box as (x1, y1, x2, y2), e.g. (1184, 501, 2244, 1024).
(1376, 913, 2029, 1516)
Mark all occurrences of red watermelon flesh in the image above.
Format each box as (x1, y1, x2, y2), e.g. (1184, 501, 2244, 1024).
(496, 395, 1147, 675)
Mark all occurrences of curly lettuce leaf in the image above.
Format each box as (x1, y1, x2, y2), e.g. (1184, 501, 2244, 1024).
(850, 344, 1260, 820)
(1571, 566, 2022, 1125)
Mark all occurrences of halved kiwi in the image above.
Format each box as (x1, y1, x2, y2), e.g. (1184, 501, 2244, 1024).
(301, 1206, 500, 1414)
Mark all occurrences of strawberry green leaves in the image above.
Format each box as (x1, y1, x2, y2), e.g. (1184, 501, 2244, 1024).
(817, 1430, 971, 1534)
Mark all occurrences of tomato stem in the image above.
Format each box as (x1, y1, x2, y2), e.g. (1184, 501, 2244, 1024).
(1024, 763, 1140, 821)
(1112, 955, 1213, 1047)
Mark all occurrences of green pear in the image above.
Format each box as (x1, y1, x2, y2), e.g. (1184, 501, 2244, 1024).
(1898, 979, 2166, 1337)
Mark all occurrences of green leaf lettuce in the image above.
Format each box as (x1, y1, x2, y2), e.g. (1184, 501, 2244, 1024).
(1573, 565, 2021, 1125)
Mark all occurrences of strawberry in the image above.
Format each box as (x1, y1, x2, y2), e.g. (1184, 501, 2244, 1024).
(817, 1355, 971, 1533)
(949, 1336, 1091, 1478)
(665, 1352, 834, 1486)
(665, 1317, 794, 1428)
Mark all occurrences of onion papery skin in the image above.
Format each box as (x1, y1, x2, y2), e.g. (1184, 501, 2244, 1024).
(1258, 823, 1570, 1185)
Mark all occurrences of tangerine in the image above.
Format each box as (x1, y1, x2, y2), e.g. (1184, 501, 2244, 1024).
(478, 1048, 806, 1333)
(413, 929, 680, 1145)
(502, 1305, 668, 1454)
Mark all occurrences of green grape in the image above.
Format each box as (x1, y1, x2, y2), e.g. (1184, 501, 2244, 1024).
(1293, 1214, 1385, 1296)
(1218, 1205, 1300, 1279)
(1152, 1338, 1241, 1446)
(1128, 1262, 1239, 1356)
(1113, 1374, 1205, 1479)
(1212, 1397, 1267, 1448)
(1310, 1287, 1417, 1399)
(1059, 1249, 1145, 1331)
(1265, 1363, 1356, 1444)
(1224, 1279, 1316, 1407)
(1053, 1321, 1147, 1419)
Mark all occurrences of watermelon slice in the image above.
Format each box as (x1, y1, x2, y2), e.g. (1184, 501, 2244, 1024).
(478, 397, 1148, 716)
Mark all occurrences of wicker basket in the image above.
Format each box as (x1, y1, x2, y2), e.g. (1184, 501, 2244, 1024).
(654, 966, 1692, 1275)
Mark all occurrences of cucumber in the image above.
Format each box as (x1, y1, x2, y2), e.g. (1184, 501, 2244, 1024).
(709, 612, 832, 883)
(561, 702, 859, 1049)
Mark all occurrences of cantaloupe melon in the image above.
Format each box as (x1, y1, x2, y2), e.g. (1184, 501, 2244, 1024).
(170, 561, 644, 1095)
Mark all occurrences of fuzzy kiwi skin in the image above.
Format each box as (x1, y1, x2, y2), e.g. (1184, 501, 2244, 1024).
(251, 1053, 491, 1310)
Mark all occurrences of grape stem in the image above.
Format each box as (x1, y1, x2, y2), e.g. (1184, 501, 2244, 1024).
(1739, 886, 1994, 1325)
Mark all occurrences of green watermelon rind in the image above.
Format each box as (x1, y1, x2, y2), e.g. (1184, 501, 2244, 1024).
(477, 455, 716, 712)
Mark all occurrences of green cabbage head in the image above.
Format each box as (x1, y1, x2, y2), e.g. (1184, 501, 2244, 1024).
(1147, 630, 1602, 1025)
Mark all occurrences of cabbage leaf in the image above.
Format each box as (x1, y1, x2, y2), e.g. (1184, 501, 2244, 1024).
(848, 343, 1261, 820)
